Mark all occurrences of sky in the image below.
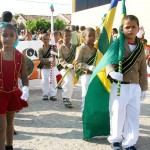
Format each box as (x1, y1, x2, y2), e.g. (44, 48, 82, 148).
(0, 0, 72, 16)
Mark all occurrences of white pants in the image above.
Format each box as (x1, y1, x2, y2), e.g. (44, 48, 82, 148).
(60, 69, 74, 100)
(80, 74, 91, 112)
(41, 67, 57, 96)
(108, 83, 141, 148)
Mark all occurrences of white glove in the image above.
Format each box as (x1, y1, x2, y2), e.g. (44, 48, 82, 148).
(88, 65, 96, 72)
(48, 57, 53, 62)
(50, 51, 57, 56)
(67, 64, 73, 69)
(20, 86, 29, 101)
(109, 71, 123, 81)
(137, 26, 145, 39)
(141, 91, 146, 101)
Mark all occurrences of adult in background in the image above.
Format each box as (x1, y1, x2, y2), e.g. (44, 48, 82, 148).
(75, 25, 84, 46)
(70, 25, 79, 47)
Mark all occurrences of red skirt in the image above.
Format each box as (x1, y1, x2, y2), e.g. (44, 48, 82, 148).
(0, 89, 28, 115)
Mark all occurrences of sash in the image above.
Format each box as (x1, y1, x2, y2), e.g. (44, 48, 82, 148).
(115, 38, 144, 75)
(37, 45, 53, 69)
(75, 51, 97, 78)
(57, 44, 76, 71)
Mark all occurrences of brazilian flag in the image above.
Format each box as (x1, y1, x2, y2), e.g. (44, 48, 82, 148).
(83, 0, 126, 139)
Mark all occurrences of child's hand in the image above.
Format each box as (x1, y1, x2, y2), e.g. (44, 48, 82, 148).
(141, 91, 146, 101)
(50, 51, 57, 56)
(21, 86, 29, 101)
(67, 64, 73, 69)
(109, 71, 123, 81)
(49, 57, 53, 62)
(88, 65, 95, 72)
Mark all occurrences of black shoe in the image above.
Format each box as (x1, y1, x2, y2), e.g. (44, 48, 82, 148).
(123, 146, 137, 150)
(14, 130, 17, 135)
(5, 145, 13, 150)
(50, 96, 57, 101)
(63, 98, 73, 108)
(43, 95, 48, 100)
(111, 142, 122, 150)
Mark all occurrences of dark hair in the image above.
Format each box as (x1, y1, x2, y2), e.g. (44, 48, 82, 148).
(56, 27, 60, 31)
(0, 23, 17, 34)
(41, 33, 50, 39)
(84, 27, 95, 36)
(54, 31, 60, 36)
(121, 15, 139, 29)
(143, 39, 147, 44)
(2, 11, 13, 22)
(70, 25, 76, 31)
(112, 28, 118, 34)
(80, 26, 85, 31)
(75, 25, 79, 31)
(62, 29, 71, 36)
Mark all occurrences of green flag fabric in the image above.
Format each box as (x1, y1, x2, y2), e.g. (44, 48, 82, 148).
(50, 4, 54, 12)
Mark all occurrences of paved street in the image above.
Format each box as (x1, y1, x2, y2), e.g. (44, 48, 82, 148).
(14, 80, 150, 150)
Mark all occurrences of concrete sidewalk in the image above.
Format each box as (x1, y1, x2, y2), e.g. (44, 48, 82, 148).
(14, 80, 150, 150)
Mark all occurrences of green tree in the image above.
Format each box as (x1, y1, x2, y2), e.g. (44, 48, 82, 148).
(26, 19, 50, 32)
(54, 19, 66, 30)
(26, 18, 66, 32)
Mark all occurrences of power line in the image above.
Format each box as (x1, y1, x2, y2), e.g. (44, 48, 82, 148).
(16, 0, 71, 5)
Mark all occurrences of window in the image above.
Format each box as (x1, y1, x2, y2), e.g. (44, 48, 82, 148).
(75, 0, 121, 12)
(88, 0, 100, 9)
(76, 0, 88, 12)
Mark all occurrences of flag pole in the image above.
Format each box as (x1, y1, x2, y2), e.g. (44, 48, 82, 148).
(117, 0, 126, 96)
(55, 68, 71, 89)
(50, 4, 55, 45)
(49, 4, 55, 84)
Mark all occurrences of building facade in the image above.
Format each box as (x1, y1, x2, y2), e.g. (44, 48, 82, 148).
(72, 0, 150, 41)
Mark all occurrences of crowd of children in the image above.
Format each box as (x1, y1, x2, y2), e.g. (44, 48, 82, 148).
(0, 10, 149, 150)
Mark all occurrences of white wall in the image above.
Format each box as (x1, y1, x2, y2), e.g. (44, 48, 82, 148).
(72, 0, 150, 43)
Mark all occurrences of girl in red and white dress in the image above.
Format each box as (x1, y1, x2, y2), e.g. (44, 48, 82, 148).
(0, 24, 29, 150)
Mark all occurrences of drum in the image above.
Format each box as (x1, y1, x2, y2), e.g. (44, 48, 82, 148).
(29, 59, 41, 80)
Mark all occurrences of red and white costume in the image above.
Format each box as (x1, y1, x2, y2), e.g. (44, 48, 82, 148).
(0, 50, 28, 115)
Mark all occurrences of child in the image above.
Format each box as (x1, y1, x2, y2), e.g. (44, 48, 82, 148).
(0, 11, 13, 49)
(106, 15, 148, 150)
(0, 11, 19, 49)
(58, 29, 76, 108)
(38, 33, 58, 101)
(0, 24, 29, 150)
(74, 27, 97, 113)
(112, 28, 118, 41)
(0, 11, 13, 27)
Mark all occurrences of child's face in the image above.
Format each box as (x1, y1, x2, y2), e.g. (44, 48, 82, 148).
(42, 35, 50, 46)
(122, 20, 139, 42)
(26, 33, 32, 40)
(63, 32, 71, 43)
(54, 34, 60, 42)
(0, 27, 17, 49)
(85, 31, 95, 45)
